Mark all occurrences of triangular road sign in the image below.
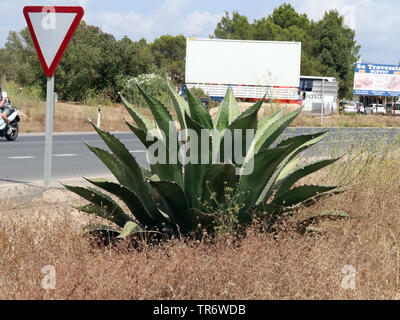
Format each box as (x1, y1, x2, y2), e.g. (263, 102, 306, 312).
(23, 6, 84, 77)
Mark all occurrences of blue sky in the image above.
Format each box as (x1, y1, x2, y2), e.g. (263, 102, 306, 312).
(1, 0, 399, 65)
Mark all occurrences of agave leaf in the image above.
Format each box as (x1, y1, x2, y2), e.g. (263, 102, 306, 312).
(240, 108, 285, 167)
(89, 123, 175, 221)
(90, 121, 145, 183)
(276, 130, 329, 149)
(276, 156, 301, 183)
(136, 84, 176, 142)
(150, 181, 194, 234)
(65, 185, 131, 228)
(256, 131, 331, 204)
(89, 122, 162, 211)
(183, 112, 212, 208)
(228, 96, 264, 131)
(257, 108, 285, 132)
(271, 185, 338, 208)
(202, 164, 239, 209)
(84, 178, 164, 229)
(185, 86, 213, 130)
(125, 120, 183, 185)
(117, 221, 143, 238)
(130, 86, 183, 185)
(119, 93, 155, 132)
(167, 81, 190, 129)
(85, 142, 139, 190)
(214, 87, 241, 131)
(278, 131, 330, 165)
(218, 97, 264, 164)
(257, 107, 303, 153)
(275, 158, 341, 199)
(255, 155, 301, 206)
(124, 120, 159, 146)
(237, 145, 292, 212)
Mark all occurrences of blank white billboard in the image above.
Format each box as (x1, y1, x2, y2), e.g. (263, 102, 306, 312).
(185, 38, 301, 88)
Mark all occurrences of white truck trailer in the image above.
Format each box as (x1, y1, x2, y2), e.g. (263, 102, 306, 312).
(185, 38, 302, 103)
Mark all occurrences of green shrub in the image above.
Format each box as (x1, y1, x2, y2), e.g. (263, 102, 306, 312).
(3, 81, 42, 102)
(83, 88, 114, 107)
(188, 86, 219, 109)
(117, 73, 171, 108)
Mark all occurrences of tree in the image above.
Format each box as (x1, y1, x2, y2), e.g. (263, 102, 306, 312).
(270, 3, 309, 30)
(213, 11, 254, 40)
(150, 34, 186, 83)
(116, 36, 157, 77)
(54, 22, 114, 101)
(2, 28, 42, 88)
(253, 4, 324, 76)
(212, 5, 360, 98)
(316, 10, 360, 97)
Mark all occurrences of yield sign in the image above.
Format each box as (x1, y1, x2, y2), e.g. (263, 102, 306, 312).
(23, 6, 84, 77)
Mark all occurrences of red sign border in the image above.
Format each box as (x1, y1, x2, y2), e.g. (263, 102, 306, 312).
(23, 6, 84, 77)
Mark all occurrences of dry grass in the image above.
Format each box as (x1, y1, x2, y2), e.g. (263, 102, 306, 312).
(18, 100, 158, 133)
(2, 145, 400, 300)
(293, 112, 400, 128)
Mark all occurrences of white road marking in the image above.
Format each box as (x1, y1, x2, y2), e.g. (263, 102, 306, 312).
(8, 156, 36, 159)
(130, 150, 146, 154)
(53, 154, 78, 157)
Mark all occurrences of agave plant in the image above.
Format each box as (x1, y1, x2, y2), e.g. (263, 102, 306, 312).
(65, 83, 340, 239)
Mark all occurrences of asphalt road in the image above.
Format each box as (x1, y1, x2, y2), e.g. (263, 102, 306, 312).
(2, 127, 400, 187)
(0, 132, 148, 186)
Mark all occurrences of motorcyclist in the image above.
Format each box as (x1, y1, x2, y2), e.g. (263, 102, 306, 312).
(0, 86, 13, 135)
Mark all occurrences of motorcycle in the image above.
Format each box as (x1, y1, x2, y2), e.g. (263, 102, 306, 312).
(0, 104, 20, 141)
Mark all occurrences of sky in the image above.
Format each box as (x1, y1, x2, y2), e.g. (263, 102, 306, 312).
(0, 0, 399, 65)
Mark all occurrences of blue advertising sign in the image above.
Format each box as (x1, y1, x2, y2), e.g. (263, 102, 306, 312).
(353, 63, 400, 97)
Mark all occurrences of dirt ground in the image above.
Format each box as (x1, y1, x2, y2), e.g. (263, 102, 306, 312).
(18, 102, 136, 133)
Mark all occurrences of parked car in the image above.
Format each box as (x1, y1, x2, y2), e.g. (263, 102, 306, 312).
(385, 103, 400, 115)
(365, 104, 386, 115)
(394, 104, 400, 115)
(356, 102, 365, 114)
(339, 101, 359, 114)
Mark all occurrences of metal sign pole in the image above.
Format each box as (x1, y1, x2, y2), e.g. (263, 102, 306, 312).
(44, 75, 55, 188)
